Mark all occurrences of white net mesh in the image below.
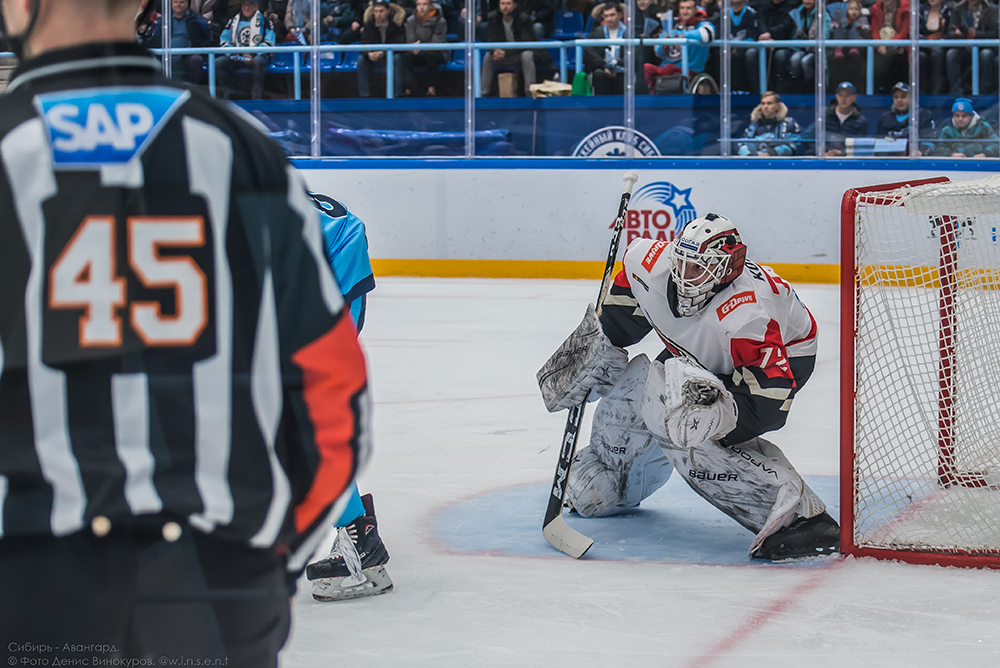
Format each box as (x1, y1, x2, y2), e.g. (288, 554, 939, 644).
(851, 176, 1000, 557)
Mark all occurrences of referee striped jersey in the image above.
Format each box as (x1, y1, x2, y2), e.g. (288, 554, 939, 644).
(0, 42, 369, 571)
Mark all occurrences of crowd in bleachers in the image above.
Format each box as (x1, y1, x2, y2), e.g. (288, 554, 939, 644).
(129, 0, 1000, 156)
(140, 0, 998, 98)
(136, 0, 998, 99)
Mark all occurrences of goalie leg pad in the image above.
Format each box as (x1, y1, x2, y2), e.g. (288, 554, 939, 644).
(566, 355, 673, 517)
(567, 443, 674, 518)
(654, 435, 826, 556)
(537, 303, 629, 412)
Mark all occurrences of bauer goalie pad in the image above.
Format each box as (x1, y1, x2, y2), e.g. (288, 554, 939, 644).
(537, 303, 628, 412)
(640, 358, 738, 448)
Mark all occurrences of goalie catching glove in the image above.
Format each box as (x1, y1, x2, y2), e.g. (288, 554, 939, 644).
(537, 303, 629, 412)
(642, 358, 738, 447)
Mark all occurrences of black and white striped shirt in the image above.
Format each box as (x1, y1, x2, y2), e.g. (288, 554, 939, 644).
(0, 43, 369, 571)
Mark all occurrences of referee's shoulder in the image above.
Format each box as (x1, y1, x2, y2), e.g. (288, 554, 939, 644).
(175, 83, 291, 172)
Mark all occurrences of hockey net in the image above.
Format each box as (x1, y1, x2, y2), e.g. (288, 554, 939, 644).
(841, 175, 1000, 568)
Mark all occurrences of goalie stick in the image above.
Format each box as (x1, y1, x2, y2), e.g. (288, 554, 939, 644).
(542, 171, 639, 558)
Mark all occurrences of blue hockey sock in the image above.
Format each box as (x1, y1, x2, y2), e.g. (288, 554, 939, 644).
(335, 485, 366, 527)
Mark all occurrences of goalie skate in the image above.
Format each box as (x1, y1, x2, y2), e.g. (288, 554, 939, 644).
(306, 494, 393, 601)
(752, 511, 840, 561)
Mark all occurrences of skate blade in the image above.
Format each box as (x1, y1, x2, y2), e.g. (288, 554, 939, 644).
(311, 565, 393, 602)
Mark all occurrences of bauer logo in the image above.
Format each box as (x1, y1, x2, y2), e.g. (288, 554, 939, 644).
(572, 126, 661, 158)
(716, 291, 756, 319)
(611, 181, 698, 246)
(35, 87, 191, 168)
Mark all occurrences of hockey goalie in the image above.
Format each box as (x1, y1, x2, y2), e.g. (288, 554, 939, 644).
(537, 214, 839, 560)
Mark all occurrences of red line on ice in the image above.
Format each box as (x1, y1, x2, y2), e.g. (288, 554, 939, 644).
(680, 558, 844, 668)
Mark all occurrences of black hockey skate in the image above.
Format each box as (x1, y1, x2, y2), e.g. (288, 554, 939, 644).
(306, 494, 393, 601)
(752, 511, 840, 561)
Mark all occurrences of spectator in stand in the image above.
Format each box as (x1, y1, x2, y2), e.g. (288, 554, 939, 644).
(216, 0, 276, 99)
(404, 0, 448, 96)
(724, 0, 762, 93)
(870, 0, 910, 93)
(628, 0, 664, 94)
(934, 97, 1000, 157)
(211, 0, 247, 39)
(829, 0, 869, 60)
(919, 0, 956, 95)
(788, 0, 828, 93)
(825, 81, 868, 156)
(634, 0, 664, 36)
(522, 0, 558, 39)
(700, 0, 722, 29)
(190, 0, 217, 28)
(140, 0, 213, 84)
(756, 0, 796, 92)
(642, 0, 714, 92)
(284, 0, 311, 42)
(322, 0, 363, 42)
(583, 2, 629, 95)
(875, 82, 935, 155)
(481, 0, 537, 96)
(358, 0, 406, 97)
(737, 90, 802, 156)
(136, 4, 161, 41)
(946, 0, 998, 94)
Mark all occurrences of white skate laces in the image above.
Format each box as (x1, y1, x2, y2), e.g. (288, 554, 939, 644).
(333, 524, 365, 587)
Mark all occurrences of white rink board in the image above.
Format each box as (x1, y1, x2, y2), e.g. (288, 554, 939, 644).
(298, 168, 990, 265)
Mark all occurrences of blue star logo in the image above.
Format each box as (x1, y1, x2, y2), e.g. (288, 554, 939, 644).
(632, 181, 698, 230)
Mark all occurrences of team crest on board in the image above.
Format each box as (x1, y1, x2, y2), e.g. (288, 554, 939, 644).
(572, 126, 661, 158)
(613, 180, 698, 245)
(35, 87, 190, 168)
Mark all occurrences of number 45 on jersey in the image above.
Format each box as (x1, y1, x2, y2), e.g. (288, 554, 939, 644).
(50, 215, 207, 348)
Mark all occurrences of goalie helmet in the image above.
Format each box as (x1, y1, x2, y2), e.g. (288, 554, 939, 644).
(667, 213, 747, 317)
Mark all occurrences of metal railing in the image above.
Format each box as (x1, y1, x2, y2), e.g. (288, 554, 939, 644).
(153, 36, 1000, 100)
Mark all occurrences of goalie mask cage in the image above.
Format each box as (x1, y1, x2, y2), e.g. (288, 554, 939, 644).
(841, 175, 1000, 568)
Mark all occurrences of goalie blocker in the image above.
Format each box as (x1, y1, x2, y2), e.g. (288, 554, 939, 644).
(552, 214, 838, 560)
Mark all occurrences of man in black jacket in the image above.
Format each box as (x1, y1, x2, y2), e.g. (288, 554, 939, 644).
(481, 0, 537, 96)
(0, 0, 370, 663)
(358, 0, 405, 97)
(825, 80, 869, 156)
(874, 81, 935, 155)
(140, 0, 214, 83)
(756, 0, 796, 91)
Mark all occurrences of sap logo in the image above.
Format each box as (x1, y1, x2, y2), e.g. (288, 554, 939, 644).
(35, 87, 190, 167)
(46, 102, 154, 152)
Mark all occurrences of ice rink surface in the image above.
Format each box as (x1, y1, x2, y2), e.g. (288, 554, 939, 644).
(282, 278, 1000, 668)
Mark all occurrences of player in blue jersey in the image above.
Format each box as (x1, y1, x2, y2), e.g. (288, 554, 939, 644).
(304, 193, 394, 601)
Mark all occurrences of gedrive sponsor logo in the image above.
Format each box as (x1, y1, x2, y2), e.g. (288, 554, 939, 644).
(35, 87, 190, 168)
(610, 180, 698, 245)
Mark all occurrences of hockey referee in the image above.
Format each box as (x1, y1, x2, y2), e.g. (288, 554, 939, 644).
(0, 0, 370, 664)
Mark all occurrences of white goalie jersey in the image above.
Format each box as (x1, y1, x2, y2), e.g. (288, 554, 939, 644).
(602, 237, 819, 445)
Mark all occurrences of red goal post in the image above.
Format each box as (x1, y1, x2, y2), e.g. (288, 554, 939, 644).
(841, 176, 1000, 568)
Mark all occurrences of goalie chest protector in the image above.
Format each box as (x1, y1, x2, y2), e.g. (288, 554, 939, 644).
(621, 237, 818, 376)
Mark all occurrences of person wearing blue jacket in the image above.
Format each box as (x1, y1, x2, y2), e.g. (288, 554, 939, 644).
(642, 0, 714, 91)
